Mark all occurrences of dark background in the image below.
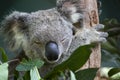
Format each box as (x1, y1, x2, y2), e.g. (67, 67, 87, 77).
(0, 0, 120, 62)
(100, 0, 120, 21)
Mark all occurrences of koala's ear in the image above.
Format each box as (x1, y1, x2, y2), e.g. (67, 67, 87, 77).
(57, 0, 83, 24)
(0, 11, 30, 51)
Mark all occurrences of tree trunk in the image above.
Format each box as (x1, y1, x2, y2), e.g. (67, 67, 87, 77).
(79, 0, 101, 80)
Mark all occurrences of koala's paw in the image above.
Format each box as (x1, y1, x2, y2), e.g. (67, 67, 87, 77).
(93, 24, 108, 43)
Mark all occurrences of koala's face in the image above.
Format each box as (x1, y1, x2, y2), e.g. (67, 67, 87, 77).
(1, 9, 74, 63)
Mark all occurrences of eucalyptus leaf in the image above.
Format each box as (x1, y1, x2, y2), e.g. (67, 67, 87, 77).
(108, 38, 118, 48)
(45, 44, 94, 78)
(102, 41, 119, 54)
(75, 68, 98, 80)
(102, 18, 120, 37)
(0, 63, 8, 80)
(108, 68, 120, 77)
(23, 71, 30, 80)
(47, 71, 66, 80)
(70, 70, 76, 80)
(0, 47, 8, 62)
(16, 59, 44, 71)
(110, 72, 120, 80)
(30, 66, 42, 80)
(56, 44, 93, 71)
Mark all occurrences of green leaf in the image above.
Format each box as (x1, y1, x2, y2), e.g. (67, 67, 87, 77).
(0, 63, 8, 80)
(102, 41, 119, 54)
(46, 71, 66, 80)
(109, 69, 120, 80)
(0, 47, 8, 62)
(75, 68, 98, 80)
(16, 59, 44, 71)
(102, 18, 120, 37)
(30, 66, 42, 80)
(108, 68, 120, 77)
(13, 70, 19, 80)
(57, 44, 93, 71)
(45, 44, 94, 78)
(110, 73, 120, 80)
(23, 71, 30, 80)
(70, 70, 76, 80)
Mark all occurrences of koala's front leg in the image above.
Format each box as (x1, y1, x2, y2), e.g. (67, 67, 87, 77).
(68, 24, 108, 54)
(86, 24, 108, 43)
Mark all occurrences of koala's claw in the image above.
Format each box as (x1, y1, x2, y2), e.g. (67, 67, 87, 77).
(99, 32, 108, 43)
(94, 24, 104, 30)
(99, 38, 107, 43)
(99, 32, 108, 37)
(94, 24, 108, 43)
(96, 25, 108, 43)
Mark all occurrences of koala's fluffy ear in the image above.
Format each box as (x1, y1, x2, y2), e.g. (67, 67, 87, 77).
(57, 0, 83, 24)
(0, 11, 30, 51)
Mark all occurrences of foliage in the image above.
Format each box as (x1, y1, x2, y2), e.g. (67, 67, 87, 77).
(0, 47, 8, 62)
(15, 59, 44, 80)
(0, 63, 8, 80)
(103, 19, 120, 37)
(101, 18, 120, 67)
(108, 68, 120, 77)
(30, 66, 42, 80)
(75, 68, 98, 80)
(100, 67, 120, 80)
(0, 44, 98, 80)
(49, 44, 93, 73)
(44, 44, 96, 80)
(100, 19, 120, 79)
(16, 59, 44, 71)
(70, 70, 76, 80)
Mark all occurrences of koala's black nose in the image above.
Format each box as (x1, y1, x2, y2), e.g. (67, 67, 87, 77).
(45, 41, 59, 61)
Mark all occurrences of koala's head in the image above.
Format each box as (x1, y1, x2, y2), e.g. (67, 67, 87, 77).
(0, 9, 74, 64)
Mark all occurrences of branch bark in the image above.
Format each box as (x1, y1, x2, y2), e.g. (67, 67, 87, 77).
(79, 0, 101, 80)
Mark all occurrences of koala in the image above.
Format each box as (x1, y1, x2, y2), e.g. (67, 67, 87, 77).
(0, 0, 108, 78)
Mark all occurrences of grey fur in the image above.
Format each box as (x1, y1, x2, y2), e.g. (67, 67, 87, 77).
(0, 0, 108, 78)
